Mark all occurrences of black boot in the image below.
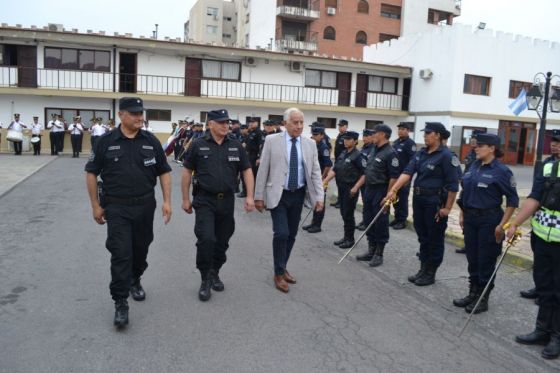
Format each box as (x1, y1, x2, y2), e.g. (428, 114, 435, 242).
(198, 273, 212, 302)
(130, 278, 146, 301)
(453, 282, 478, 308)
(113, 299, 129, 327)
(465, 285, 492, 314)
(408, 262, 427, 283)
(542, 309, 560, 359)
(307, 225, 322, 233)
(338, 238, 355, 249)
(356, 222, 366, 231)
(302, 223, 314, 231)
(520, 287, 538, 299)
(333, 237, 346, 246)
(210, 270, 224, 292)
(414, 264, 437, 286)
(516, 305, 552, 345)
(368, 244, 385, 267)
(356, 243, 375, 261)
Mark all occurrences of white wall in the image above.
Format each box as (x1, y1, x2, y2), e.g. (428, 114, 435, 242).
(248, 0, 276, 49)
(401, 0, 459, 36)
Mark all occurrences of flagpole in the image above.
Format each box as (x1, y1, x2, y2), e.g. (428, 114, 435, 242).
(533, 72, 552, 178)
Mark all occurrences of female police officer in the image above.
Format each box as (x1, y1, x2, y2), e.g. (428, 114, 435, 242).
(384, 122, 460, 286)
(453, 133, 518, 314)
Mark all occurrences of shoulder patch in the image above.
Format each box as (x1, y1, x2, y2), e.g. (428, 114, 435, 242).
(323, 148, 330, 157)
(361, 158, 367, 168)
(88, 153, 95, 162)
(411, 145, 417, 152)
(510, 176, 517, 188)
(391, 157, 399, 167)
(452, 155, 460, 167)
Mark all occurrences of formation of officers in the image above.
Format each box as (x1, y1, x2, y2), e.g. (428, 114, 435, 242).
(85, 97, 560, 361)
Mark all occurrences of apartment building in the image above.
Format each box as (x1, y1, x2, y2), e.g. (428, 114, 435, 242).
(0, 23, 412, 153)
(185, 0, 237, 46)
(364, 24, 560, 165)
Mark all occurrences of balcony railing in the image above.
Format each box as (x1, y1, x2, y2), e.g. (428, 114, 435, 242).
(0, 67, 408, 111)
(277, 6, 320, 21)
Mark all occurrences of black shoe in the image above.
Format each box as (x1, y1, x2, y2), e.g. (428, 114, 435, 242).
(210, 270, 224, 292)
(356, 243, 375, 261)
(414, 264, 436, 286)
(389, 220, 397, 227)
(307, 226, 322, 233)
(516, 306, 552, 345)
(465, 288, 490, 314)
(392, 221, 406, 230)
(455, 247, 467, 254)
(334, 237, 346, 246)
(356, 222, 366, 231)
(333, 202, 340, 209)
(543, 309, 560, 359)
(113, 299, 129, 327)
(368, 244, 385, 267)
(520, 287, 538, 299)
(302, 223, 314, 231)
(338, 239, 355, 249)
(408, 263, 427, 283)
(453, 283, 478, 308)
(198, 279, 212, 301)
(130, 278, 146, 301)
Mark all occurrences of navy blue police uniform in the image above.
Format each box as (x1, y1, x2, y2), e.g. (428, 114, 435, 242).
(392, 122, 417, 227)
(454, 134, 519, 313)
(331, 120, 348, 208)
(245, 118, 263, 179)
(463, 130, 484, 173)
(308, 126, 333, 231)
(357, 128, 376, 230)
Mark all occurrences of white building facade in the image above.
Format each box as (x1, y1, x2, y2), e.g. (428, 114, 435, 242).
(364, 23, 560, 165)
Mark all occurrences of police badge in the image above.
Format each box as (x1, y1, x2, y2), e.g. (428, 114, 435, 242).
(391, 157, 399, 167)
(452, 156, 460, 167)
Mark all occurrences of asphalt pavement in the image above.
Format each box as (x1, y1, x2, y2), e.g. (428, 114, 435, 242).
(0, 156, 557, 372)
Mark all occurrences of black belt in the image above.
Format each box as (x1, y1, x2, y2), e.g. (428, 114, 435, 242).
(198, 190, 233, 200)
(283, 186, 306, 193)
(413, 187, 442, 196)
(463, 207, 502, 216)
(105, 192, 155, 206)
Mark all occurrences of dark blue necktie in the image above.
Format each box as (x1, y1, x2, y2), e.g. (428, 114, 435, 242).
(288, 137, 298, 190)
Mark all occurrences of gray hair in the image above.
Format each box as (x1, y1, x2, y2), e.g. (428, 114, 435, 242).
(283, 107, 304, 122)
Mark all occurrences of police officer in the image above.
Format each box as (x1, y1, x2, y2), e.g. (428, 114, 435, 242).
(508, 155, 560, 360)
(324, 131, 365, 248)
(463, 130, 484, 173)
(391, 122, 417, 230)
(354, 124, 400, 266)
(68, 116, 84, 158)
(521, 129, 560, 301)
(385, 122, 460, 286)
(30, 116, 43, 156)
(230, 119, 241, 140)
(237, 123, 251, 198)
(85, 97, 172, 328)
(273, 120, 283, 134)
(331, 119, 349, 208)
(245, 117, 262, 181)
(453, 134, 518, 314)
(302, 124, 333, 233)
(182, 109, 255, 302)
(357, 129, 376, 231)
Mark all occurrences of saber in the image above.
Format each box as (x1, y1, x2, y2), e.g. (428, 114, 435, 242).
(299, 207, 313, 230)
(338, 197, 395, 264)
(458, 227, 522, 337)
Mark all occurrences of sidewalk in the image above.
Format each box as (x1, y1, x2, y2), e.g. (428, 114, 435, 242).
(0, 154, 58, 198)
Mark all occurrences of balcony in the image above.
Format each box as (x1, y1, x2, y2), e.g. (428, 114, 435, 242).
(275, 30, 318, 53)
(276, 6, 319, 21)
(0, 67, 408, 112)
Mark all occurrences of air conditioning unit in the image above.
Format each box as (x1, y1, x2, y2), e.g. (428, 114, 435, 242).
(244, 57, 257, 66)
(327, 7, 336, 15)
(419, 69, 433, 80)
(290, 61, 302, 72)
(48, 23, 64, 32)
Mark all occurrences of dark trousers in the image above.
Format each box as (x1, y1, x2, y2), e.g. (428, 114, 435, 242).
(338, 183, 359, 240)
(412, 194, 447, 267)
(32, 135, 41, 155)
(533, 233, 560, 307)
(70, 134, 81, 157)
(394, 183, 411, 222)
(311, 205, 325, 228)
(54, 132, 64, 153)
(364, 184, 390, 245)
(49, 132, 57, 155)
(193, 193, 236, 276)
(104, 199, 156, 301)
(78, 134, 83, 152)
(91, 136, 100, 151)
(13, 141, 22, 155)
(270, 188, 306, 276)
(464, 210, 503, 286)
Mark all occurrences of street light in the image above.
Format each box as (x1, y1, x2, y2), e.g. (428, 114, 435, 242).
(526, 71, 560, 177)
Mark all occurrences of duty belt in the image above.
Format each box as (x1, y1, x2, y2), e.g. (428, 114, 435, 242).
(199, 190, 233, 199)
(463, 207, 502, 216)
(104, 192, 155, 206)
(413, 187, 442, 196)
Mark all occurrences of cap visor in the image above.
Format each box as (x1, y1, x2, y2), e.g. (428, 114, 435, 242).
(123, 106, 144, 113)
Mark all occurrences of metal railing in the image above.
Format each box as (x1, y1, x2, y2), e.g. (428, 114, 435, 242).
(0, 66, 408, 111)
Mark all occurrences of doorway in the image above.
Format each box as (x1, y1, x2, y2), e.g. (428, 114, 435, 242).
(119, 53, 137, 93)
(498, 121, 536, 165)
(337, 72, 351, 107)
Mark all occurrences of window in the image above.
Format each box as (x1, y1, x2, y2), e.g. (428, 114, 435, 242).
(268, 114, 284, 123)
(317, 117, 336, 129)
(223, 33, 232, 38)
(0, 45, 18, 66)
(356, 31, 367, 44)
(323, 26, 336, 40)
(509, 80, 533, 99)
(206, 25, 218, 34)
(365, 120, 383, 130)
(45, 107, 110, 127)
(358, 0, 369, 13)
(44, 47, 110, 71)
(379, 33, 398, 42)
(207, 7, 218, 17)
(305, 69, 337, 88)
(380, 4, 401, 19)
(428, 9, 452, 25)
(146, 109, 172, 121)
(368, 75, 398, 94)
(325, 0, 337, 8)
(202, 60, 241, 81)
(224, 16, 232, 21)
(464, 74, 491, 96)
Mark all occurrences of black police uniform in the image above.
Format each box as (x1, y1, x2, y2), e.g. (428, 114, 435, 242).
(454, 151, 518, 313)
(183, 131, 251, 282)
(85, 126, 171, 302)
(464, 149, 477, 172)
(309, 133, 333, 230)
(392, 134, 416, 225)
(357, 139, 375, 229)
(333, 142, 365, 247)
(246, 126, 262, 178)
(404, 132, 460, 284)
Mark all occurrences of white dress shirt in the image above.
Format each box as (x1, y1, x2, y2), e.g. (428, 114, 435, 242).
(283, 132, 306, 190)
(51, 120, 65, 132)
(90, 123, 106, 137)
(8, 121, 26, 132)
(31, 122, 43, 135)
(68, 123, 84, 135)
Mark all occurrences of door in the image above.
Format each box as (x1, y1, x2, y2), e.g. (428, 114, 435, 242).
(523, 128, 536, 165)
(355, 74, 368, 108)
(337, 72, 351, 107)
(185, 58, 202, 97)
(402, 78, 411, 111)
(17, 46, 37, 88)
(119, 53, 137, 93)
(503, 126, 521, 164)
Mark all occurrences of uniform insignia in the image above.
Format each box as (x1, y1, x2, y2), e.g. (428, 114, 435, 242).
(323, 149, 330, 157)
(142, 145, 153, 150)
(451, 156, 460, 167)
(361, 158, 367, 168)
(397, 148, 402, 152)
(228, 156, 240, 162)
(375, 158, 382, 163)
(411, 145, 417, 151)
(427, 164, 435, 170)
(345, 159, 351, 163)
(477, 182, 488, 188)
(510, 176, 517, 188)
(144, 157, 156, 166)
(200, 147, 210, 151)
(228, 148, 238, 151)
(108, 146, 120, 151)
(391, 158, 399, 167)
(88, 153, 95, 161)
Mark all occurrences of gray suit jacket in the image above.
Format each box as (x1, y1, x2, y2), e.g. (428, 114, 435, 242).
(255, 132, 324, 210)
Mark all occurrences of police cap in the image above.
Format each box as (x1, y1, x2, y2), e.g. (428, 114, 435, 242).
(240, 123, 249, 129)
(475, 133, 500, 146)
(247, 117, 259, 123)
(372, 124, 392, 137)
(552, 129, 560, 142)
(207, 109, 230, 122)
(422, 122, 446, 135)
(441, 129, 451, 140)
(397, 122, 412, 130)
(231, 119, 240, 125)
(338, 119, 349, 126)
(310, 121, 324, 128)
(311, 126, 325, 135)
(363, 129, 375, 136)
(263, 120, 275, 126)
(342, 131, 359, 140)
(119, 97, 144, 113)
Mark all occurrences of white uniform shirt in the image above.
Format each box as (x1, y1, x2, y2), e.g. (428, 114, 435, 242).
(31, 122, 43, 135)
(90, 123, 106, 137)
(51, 120, 65, 132)
(8, 120, 26, 132)
(68, 123, 84, 135)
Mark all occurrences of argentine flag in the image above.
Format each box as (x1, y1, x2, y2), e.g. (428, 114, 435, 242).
(509, 89, 528, 116)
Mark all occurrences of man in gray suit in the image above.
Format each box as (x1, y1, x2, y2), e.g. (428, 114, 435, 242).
(255, 108, 324, 293)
